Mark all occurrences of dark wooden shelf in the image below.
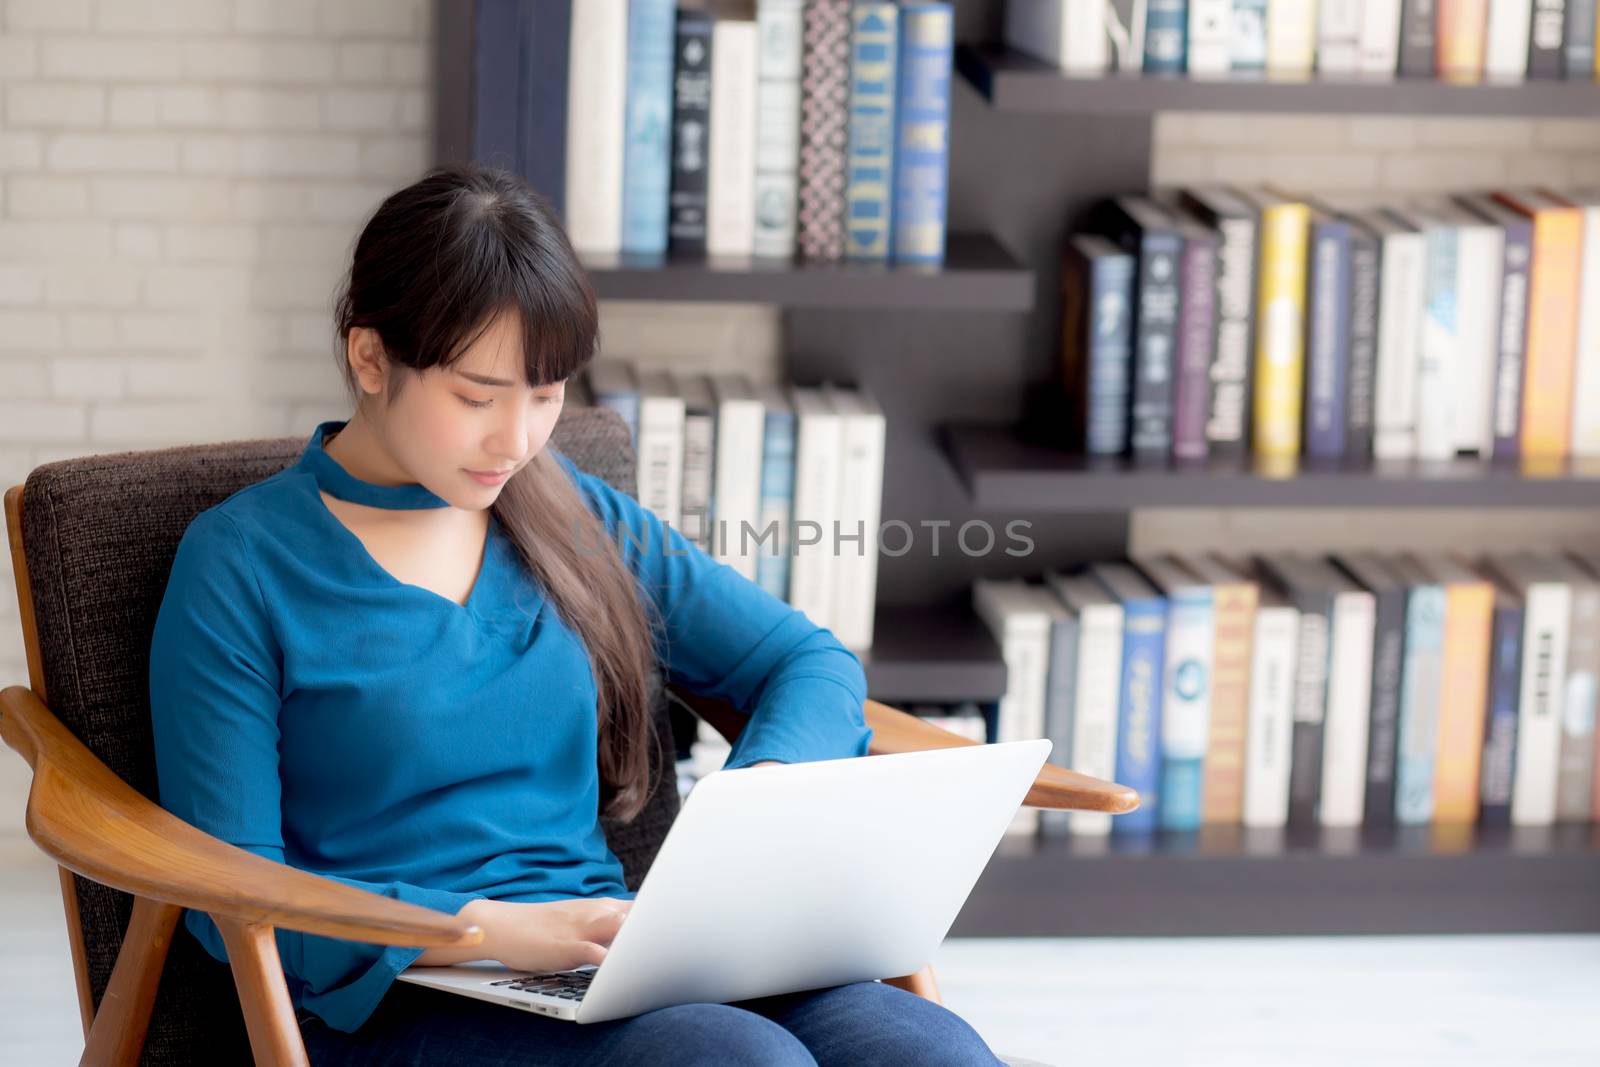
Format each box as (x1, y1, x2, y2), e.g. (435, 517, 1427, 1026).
(861, 601, 1006, 704)
(953, 822, 1600, 936)
(957, 44, 1600, 117)
(943, 423, 1600, 512)
(579, 232, 1033, 310)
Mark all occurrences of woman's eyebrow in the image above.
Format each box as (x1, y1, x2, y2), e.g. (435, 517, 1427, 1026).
(455, 370, 516, 387)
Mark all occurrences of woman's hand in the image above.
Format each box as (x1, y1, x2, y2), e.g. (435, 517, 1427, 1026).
(416, 896, 632, 973)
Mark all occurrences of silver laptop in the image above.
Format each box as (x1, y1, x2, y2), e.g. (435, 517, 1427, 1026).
(397, 738, 1051, 1024)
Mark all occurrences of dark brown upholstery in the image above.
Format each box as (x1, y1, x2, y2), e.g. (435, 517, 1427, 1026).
(17, 405, 681, 1065)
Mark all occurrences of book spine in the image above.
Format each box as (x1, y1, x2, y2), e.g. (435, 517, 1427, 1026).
(1512, 584, 1570, 825)
(1266, 0, 1317, 71)
(1070, 606, 1125, 835)
(891, 3, 954, 264)
(1565, 0, 1597, 76)
(1345, 226, 1381, 461)
(1434, 581, 1494, 823)
(832, 401, 885, 651)
(1207, 212, 1256, 458)
(564, 0, 628, 254)
(1173, 231, 1217, 461)
(1569, 207, 1600, 455)
(520, 0, 572, 216)
(1252, 202, 1311, 460)
(1415, 221, 1459, 461)
(1305, 219, 1351, 460)
(1230, 0, 1268, 69)
(1202, 582, 1257, 824)
(1188, 0, 1233, 72)
(1040, 613, 1082, 835)
(1005, 615, 1049, 836)
(1159, 587, 1214, 831)
(1363, 584, 1407, 826)
(1106, 0, 1150, 71)
(1374, 231, 1425, 460)
(845, 3, 897, 262)
(621, 0, 675, 255)
(1520, 207, 1583, 457)
(707, 21, 759, 256)
(789, 404, 841, 627)
(681, 408, 715, 552)
(1491, 222, 1532, 460)
(1144, 0, 1190, 72)
(1133, 229, 1181, 456)
(1321, 591, 1377, 827)
(1318, 0, 1366, 72)
(1395, 585, 1446, 824)
(1244, 605, 1299, 828)
(1485, 0, 1534, 77)
(1557, 586, 1600, 819)
(1398, 0, 1438, 76)
(754, 0, 804, 258)
(473, 0, 521, 170)
(1114, 600, 1167, 834)
(1089, 252, 1137, 454)
(797, 0, 852, 261)
(755, 410, 796, 600)
(1437, 0, 1490, 76)
(1287, 593, 1330, 827)
(668, 11, 713, 253)
(1479, 599, 1524, 825)
(1454, 225, 1504, 457)
(1529, 0, 1568, 79)
(712, 397, 764, 581)
(1360, 0, 1404, 71)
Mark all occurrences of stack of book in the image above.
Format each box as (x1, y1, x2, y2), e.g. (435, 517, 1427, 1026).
(973, 551, 1600, 837)
(579, 357, 886, 653)
(1058, 186, 1600, 464)
(472, 0, 957, 264)
(1005, 0, 1600, 80)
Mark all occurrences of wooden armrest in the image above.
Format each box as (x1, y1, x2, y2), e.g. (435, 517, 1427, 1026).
(0, 685, 482, 951)
(667, 686, 1140, 815)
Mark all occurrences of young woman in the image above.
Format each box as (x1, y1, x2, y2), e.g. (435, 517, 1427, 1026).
(148, 165, 1004, 1065)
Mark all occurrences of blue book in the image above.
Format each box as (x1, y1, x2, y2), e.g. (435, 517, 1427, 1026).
(1230, 0, 1267, 70)
(517, 0, 572, 214)
(1479, 589, 1524, 826)
(755, 385, 796, 601)
(667, 10, 714, 253)
(1144, 0, 1189, 73)
(586, 358, 640, 445)
(621, 0, 676, 255)
(1392, 557, 1445, 825)
(1091, 563, 1167, 835)
(890, 2, 953, 264)
(472, 0, 521, 171)
(845, 3, 898, 261)
(1137, 558, 1214, 832)
(1304, 207, 1351, 460)
(1061, 235, 1136, 456)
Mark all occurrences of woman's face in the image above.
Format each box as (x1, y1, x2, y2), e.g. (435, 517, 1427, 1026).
(369, 309, 567, 510)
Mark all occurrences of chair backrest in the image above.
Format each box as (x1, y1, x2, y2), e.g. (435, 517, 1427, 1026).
(12, 405, 681, 1064)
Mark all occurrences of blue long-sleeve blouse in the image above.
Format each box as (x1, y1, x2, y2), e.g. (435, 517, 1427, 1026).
(148, 419, 872, 1033)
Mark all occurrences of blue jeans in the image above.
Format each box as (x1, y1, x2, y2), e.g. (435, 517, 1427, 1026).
(299, 978, 1004, 1066)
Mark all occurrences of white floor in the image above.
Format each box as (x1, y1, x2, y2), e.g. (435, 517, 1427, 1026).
(4, 752, 1599, 1066)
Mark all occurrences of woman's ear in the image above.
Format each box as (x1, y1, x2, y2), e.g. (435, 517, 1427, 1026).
(346, 326, 389, 398)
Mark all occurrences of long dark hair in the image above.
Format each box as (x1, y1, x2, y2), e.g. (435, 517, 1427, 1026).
(332, 164, 662, 822)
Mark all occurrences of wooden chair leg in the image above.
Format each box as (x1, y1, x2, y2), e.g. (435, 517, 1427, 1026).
(79, 896, 181, 1067)
(883, 963, 943, 1005)
(214, 917, 310, 1067)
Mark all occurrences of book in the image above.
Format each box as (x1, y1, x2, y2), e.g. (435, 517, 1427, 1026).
(753, 0, 804, 258)
(1039, 585, 1081, 836)
(1343, 214, 1382, 462)
(635, 369, 686, 532)
(1360, 0, 1404, 72)
(1331, 552, 1409, 827)
(1303, 200, 1353, 461)
(1258, 554, 1339, 827)
(844, 3, 898, 261)
(1390, 554, 1446, 825)
(709, 373, 764, 580)
(1106, 0, 1150, 71)
(668, 8, 714, 253)
(1005, 0, 1110, 71)
(789, 386, 844, 629)
(1059, 234, 1136, 456)
(1144, 0, 1189, 72)
(1134, 556, 1216, 832)
(973, 579, 1062, 836)
(707, 17, 759, 257)
(586, 356, 640, 443)
(1318, 0, 1365, 73)
(1365, 209, 1426, 460)
(1242, 575, 1299, 828)
(472, 0, 522, 173)
(1230, 0, 1268, 69)
(1398, 201, 1461, 462)
(1180, 187, 1258, 459)
(1565, 0, 1596, 77)
(1398, 0, 1437, 76)
(1265, 0, 1316, 72)
(1555, 190, 1600, 456)
(1180, 555, 1259, 825)
(1091, 562, 1168, 835)
(796, 0, 852, 261)
(1165, 202, 1219, 462)
(1566, 549, 1600, 820)
(1239, 187, 1310, 462)
(754, 384, 796, 601)
(1484, 0, 1533, 78)
(621, 0, 675, 255)
(1456, 193, 1532, 462)
(1548, 553, 1599, 821)
(892, 2, 955, 264)
(1478, 579, 1525, 826)
(1436, 0, 1489, 78)
(564, 0, 629, 254)
(1046, 572, 1126, 836)
(518, 0, 572, 216)
(1528, 0, 1568, 79)
(825, 383, 886, 651)
(1188, 0, 1233, 73)
(675, 372, 715, 552)
(1415, 554, 1495, 825)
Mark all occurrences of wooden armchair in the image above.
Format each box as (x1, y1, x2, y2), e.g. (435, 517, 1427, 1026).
(2, 406, 1137, 1066)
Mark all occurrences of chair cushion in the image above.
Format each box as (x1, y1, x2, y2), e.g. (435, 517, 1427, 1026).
(18, 405, 679, 1064)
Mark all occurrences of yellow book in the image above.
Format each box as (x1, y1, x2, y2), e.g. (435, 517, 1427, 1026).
(1246, 189, 1310, 460)
(1419, 556, 1494, 824)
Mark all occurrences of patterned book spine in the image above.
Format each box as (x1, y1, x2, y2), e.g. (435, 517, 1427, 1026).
(1144, 0, 1189, 72)
(1253, 201, 1310, 460)
(1202, 580, 1257, 824)
(1557, 583, 1600, 820)
(668, 11, 713, 253)
(621, 0, 676, 255)
(754, 0, 804, 258)
(1159, 586, 1214, 831)
(1479, 597, 1524, 825)
(1395, 584, 1445, 825)
(891, 3, 954, 264)
(1113, 598, 1166, 835)
(1230, 0, 1268, 68)
(1528, 0, 1568, 79)
(1490, 219, 1531, 460)
(1173, 228, 1216, 461)
(796, 0, 852, 261)
(1565, 0, 1596, 76)
(1434, 580, 1494, 823)
(1362, 579, 1406, 826)
(1398, 0, 1437, 76)
(845, 3, 898, 261)
(1305, 218, 1351, 460)
(1345, 226, 1380, 461)
(519, 0, 572, 216)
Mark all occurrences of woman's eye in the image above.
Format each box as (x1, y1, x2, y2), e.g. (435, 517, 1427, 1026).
(460, 395, 492, 409)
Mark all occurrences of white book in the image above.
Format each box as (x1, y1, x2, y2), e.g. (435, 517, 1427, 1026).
(707, 18, 759, 257)
(1320, 585, 1376, 827)
(1244, 588, 1299, 829)
(1188, 0, 1234, 73)
(754, 0, 804, 258)
(1484, 0, 1532, 79)
(675, 372, 716, 552)
(1046, 573, 1124, 836)
(824, 383, 885, 652)
(1565, 192, 1600, 456)
(1401, 204, 1459, 462)
(1004, 0, 1109, 70)
(1371, 211, 1426, 461)
(635, 369, 686, 533)
(709, 373, 765, 581)
(1482, 553, 1571, 827)
(973, 579, 1059, 836)
(1357, 0, 1401, 72)
(788, 387, 843, 629)
(1316, 0, 1363, 73)
(564, 0, 629, 254)
(1453, 213, 1505, 457)
(1265, 0, 1317, 72)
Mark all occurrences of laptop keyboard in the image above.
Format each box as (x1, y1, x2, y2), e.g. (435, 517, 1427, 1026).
(490, 969, 595, 1001)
